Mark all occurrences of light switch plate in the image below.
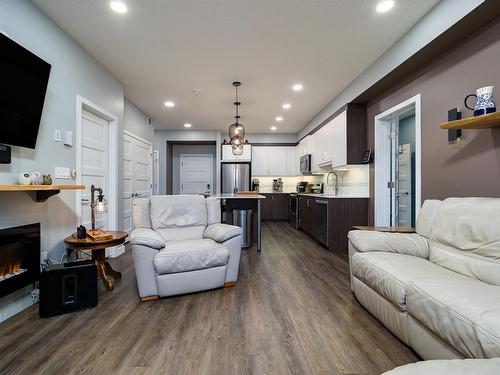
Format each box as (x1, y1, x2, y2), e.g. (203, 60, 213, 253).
(63, 130, 73, 146)
(54, 167, 70, 179)
(54, 129, 61, 142)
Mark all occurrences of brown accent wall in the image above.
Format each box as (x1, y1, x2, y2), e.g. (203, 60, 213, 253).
(366, 17, 500, 224)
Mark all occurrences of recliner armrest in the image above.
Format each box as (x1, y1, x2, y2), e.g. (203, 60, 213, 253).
(130, 228, 165, 250)
(348, 230, 428, 259)
(204, 223, 242, 243)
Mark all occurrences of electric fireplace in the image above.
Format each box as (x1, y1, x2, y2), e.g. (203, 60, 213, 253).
(0, 223, 40, 298)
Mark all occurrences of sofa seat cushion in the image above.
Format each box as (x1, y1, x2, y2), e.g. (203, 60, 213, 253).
(153, 239, 229, 275)
(407, 275, 500, 358)
(382, 358, 500, 375)
(352, 252, 454, 312)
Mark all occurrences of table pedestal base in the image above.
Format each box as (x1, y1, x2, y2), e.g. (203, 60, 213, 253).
(92, 248, 122, 291)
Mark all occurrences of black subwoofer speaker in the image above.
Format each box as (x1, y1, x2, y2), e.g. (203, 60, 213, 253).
(39, 260, 97, 317)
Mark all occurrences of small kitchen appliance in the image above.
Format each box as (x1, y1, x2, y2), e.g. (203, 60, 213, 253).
(296, 181, 308, 192)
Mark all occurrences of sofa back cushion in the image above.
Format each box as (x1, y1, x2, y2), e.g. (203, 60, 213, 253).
(205, 197, 221, 225)
(132, 197, 151, 229)
(427, 197, 500, 286)
(150, 195, 207, 241)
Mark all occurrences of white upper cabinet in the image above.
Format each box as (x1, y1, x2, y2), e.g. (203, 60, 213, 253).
(311, 110, 347, 171)
(251, 146, 295, 176)
(251, 146, 269, 175)
(297, 135, 313, 156)
(222, 144, 252, 161)
(286, 146, 297, 176)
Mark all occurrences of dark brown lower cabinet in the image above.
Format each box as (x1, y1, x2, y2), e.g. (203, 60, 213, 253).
(299, 196, 368, 254)
(261, 193, 290, 221)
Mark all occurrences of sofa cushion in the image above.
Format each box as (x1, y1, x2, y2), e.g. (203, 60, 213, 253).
(428, 197, 500, 286)
(205, 197, 221, 225)
(132, 197, 151, 229)
(382, 358, 500, 375)
(352, 252, 454, 311)
(348, 231, 429, 259)
(204, 223, 241, 243)
(155, 227, 206, 242)
(153, 239, 229, 275)
(130, 228, 164, 249)
(407, 274, 500, 358)
(150, 195, 207, 230)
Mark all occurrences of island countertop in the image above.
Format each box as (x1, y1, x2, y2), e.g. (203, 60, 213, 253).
(212, 193, 266, 199)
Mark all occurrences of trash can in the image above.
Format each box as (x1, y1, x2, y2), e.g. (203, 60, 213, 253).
(232, 209, 253, 248)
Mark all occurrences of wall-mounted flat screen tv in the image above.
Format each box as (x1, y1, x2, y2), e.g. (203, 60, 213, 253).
(0, 33, 51, 149)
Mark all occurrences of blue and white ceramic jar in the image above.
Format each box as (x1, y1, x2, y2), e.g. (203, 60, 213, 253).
(465, 86, 496, 116)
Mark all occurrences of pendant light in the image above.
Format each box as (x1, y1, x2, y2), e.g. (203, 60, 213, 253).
(228, 82, 246, 155)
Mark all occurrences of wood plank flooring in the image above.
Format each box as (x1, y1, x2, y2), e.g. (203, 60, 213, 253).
(0, 222, 418, 375)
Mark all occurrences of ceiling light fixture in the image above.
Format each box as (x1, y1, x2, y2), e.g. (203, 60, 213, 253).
(282, 103, 291, 110)
(292, 83, 303, 92)
(228, 82, 246, 155)
(164, 101, 175, 107)
(270, 126, 277, 131)
(275, 116, 283, 122)
(184, 123, 192, 128)
(376, 0, 395, 13)
(110, 1, 128, 14)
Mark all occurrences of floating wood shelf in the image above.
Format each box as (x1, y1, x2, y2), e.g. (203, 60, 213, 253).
(440, 111, 500, 129)
(0, 184, 85, 202)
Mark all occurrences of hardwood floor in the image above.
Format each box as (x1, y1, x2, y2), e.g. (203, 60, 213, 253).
(0, 223, 418, 375)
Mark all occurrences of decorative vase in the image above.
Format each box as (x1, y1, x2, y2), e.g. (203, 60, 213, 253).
(465, 86, 496, 116)
(18, 173, 32, 185)
(30, 172, 43, 185)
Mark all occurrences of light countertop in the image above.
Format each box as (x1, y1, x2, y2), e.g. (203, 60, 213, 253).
(296, 193, 369, 199)
(212, 193, 266, 199)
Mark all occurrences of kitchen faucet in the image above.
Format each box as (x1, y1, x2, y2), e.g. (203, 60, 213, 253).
(326, 171, 339, 196)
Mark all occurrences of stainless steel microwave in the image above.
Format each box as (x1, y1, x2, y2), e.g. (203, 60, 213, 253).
(299, 154, 311, 174)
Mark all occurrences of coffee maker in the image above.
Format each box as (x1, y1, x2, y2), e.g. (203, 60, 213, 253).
(296, 181, 308, 192)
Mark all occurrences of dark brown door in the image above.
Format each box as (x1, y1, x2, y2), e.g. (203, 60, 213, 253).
(261, 194, 273, 220)
(271, 194, 290, 220)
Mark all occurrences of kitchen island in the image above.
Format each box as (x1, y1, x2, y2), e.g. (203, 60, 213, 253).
(211, 194, 266, 251)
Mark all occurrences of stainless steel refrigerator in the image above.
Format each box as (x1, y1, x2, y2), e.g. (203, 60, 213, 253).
(221, 162, 250, 193)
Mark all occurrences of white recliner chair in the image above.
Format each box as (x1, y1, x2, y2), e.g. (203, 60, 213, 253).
(130, 195, 242, 301)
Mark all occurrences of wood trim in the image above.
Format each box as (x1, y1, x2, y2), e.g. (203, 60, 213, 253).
(250, 142, 298, 147)
(140, 295, 159, 302)
(224, 281, 237, 287)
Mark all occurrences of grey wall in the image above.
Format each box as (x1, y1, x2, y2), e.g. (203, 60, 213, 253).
(366, 16, 500, 224)
(297, 0, 484, 140)
(172, 144, 217, 194)
(124, 98, 154, 143)
(0, 0, 125, 316)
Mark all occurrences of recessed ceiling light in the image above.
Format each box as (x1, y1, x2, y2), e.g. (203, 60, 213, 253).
(270, 126, 277, 131)
(164, 101, 175, 107)
(110, 1, 127, 14)
(376, 0, 394, 13)
(275, 116, 283, 122)
(282, 103, 291, 110)
(292, 84, 303, 92)
(184, 123, 192, 128)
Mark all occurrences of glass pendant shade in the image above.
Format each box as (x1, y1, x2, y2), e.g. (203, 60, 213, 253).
(232, 144, 243, 155)
(229, 122, 245, 140)
(230, 138, 242, 148)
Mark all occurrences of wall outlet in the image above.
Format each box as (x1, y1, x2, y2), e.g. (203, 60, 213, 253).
(54, 129, 61, 142)
(54, 167, 70, 179)
(63, 130, 73, 146)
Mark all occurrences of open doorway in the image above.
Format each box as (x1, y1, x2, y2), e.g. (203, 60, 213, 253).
(374, 94, 421, 227)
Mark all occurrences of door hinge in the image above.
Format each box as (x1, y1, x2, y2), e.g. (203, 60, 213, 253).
(387, 132, 396, 139)
(387, 181, 395, 189)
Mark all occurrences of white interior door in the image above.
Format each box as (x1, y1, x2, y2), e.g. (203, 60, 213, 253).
(123, 131, 152, 234)
(179, 154, 213, 195)
(397, 143, 412, 227)
(81, 109, 109, 231)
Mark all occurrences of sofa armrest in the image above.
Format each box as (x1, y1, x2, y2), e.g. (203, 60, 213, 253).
(130, 228, 165, 250)
(204, 223, 242, 243)
(348, 230, 428, 259)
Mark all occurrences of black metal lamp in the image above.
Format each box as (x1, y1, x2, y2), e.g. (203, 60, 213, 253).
(90, 184, 108, 230)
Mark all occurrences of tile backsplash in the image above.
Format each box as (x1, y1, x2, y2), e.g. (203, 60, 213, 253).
(253, 165, 369, 196)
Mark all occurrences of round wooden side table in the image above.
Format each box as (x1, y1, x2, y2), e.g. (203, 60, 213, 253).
(64, 231, 128, 291)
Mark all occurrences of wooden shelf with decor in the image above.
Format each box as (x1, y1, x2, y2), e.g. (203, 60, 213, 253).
(440, 111, 500, 129)
(0, 184, 85, 202)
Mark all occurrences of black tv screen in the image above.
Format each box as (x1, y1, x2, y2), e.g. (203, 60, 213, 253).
(0, 33, 51, 149)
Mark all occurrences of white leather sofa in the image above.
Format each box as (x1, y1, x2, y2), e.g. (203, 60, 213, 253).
(130, 195, 242, 300)
(382, 358, 500, 375)
(348, 197, 500, 360)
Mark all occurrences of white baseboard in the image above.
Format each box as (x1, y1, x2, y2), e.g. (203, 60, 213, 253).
(106, 244, 126, 258)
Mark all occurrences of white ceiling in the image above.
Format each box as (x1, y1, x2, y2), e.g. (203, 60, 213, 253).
(33, 0, 439, 133)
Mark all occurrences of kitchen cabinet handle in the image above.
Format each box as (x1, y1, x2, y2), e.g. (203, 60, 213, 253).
(315, 200, 328, 205)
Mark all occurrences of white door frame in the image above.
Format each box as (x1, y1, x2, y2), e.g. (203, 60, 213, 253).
(179, 153, 214, 195)
(374, 94, 421, 226)
(153, 150, 159, 195)
(75, 95, 121, 255)
(123, 129, 153, 195)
